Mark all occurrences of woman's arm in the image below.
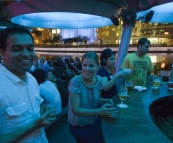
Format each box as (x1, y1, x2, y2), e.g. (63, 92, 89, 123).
(101, 71, 126, 91)
(70, 92, 118, 118)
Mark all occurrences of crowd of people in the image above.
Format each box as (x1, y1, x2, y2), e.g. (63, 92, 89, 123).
(0, 25, 154, 143)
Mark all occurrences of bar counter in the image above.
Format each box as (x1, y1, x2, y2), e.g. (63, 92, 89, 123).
(102, 84, 173, 143)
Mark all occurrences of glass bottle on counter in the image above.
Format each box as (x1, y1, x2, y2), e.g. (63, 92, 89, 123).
(168, 62, 173, 90)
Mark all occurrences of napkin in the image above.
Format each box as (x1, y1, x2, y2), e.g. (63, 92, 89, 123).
(134, 86, 147, 91)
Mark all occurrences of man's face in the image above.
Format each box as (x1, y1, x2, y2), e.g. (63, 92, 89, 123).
(138, 42, 150, 55)
(74, 59, 78, 65)
(1, 33, 35, 75)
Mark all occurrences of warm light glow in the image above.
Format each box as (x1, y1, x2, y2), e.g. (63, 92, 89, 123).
(161, 63, 166, 68)
(37, 28, 44, 31)
(164, 32, 169, 35)
(52, 29, 56, 34)
(57, 29, 60, 34)
(11, 12, 113, 28)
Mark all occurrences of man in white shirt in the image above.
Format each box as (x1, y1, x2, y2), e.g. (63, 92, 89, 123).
(0, 26, 56, 143)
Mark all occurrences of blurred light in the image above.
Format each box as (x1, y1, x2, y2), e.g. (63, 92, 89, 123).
(150, 55, 157, 63)
(164, 32, 169, 34)
(11, 12, 113, 28)
(52, 29, 56, 34)
(161, 63, 165, 68)
(57, 29, 60, 34)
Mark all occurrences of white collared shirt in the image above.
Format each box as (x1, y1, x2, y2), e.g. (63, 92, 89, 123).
(39, 80, 62, 114)
(0, 65, 48, 143)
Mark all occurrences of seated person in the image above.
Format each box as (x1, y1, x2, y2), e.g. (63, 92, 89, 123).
(70, 57, 82, 75)
(53, 59, 68, 80)
(48, 69, 69, 107)
(32, 69, 62, 114)
(41, 60, 52, 73)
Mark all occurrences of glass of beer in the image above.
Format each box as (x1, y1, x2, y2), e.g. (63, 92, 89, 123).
(117, 86, 128, 108)
(152, 78, 161, 89)
(125, 80, 133, 97)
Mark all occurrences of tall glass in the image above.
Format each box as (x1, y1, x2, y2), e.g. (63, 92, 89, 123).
(117, 86, 128, 108)
(125, 80, 133, 97)
(152, 78, 161, 89)
(168, 78, 173, 90)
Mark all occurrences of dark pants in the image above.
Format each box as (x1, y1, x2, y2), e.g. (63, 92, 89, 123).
(69, 117, 106, 143)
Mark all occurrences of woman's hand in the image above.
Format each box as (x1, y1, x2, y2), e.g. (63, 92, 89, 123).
(36, 104, 56, 128)
(100, 98, 114, 107)
(98, 104, 119, 119)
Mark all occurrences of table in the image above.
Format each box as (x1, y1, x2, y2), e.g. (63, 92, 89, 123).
(102, 85, 173, 143)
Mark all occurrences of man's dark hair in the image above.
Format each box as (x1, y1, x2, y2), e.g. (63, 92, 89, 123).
(137, 38, 150, 48)
(32, 69, 47, 85)
(75, 57, 80, 62)
(0, 26, 34, 51)
(100, 48, 115, 66)
(54, 59, 63, 67)
(49, 68, 59, 78)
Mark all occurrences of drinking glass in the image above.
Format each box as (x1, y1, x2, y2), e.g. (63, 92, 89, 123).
(125, 80, 133, 97)
(168, 78, 173, 90)
(117, 86, 128, 108)
(152, 77, 161, 89)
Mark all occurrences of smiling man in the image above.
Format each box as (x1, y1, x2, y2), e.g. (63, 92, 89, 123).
(121, 38, 153, 87)
(0, 26, 56, 143)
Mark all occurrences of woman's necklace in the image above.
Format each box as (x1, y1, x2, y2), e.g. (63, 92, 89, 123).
(81, 75, 97, 88)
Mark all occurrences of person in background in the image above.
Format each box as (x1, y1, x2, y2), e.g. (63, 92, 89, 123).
(33, 69, 62, 115)
(121, 38, 153, 87)
(70, 57, 82, 75)
(68, 51, 119, 143)
(0, 26, 56, 143)
(48, 69, 69, 107)
(41, 60, 52, 73)
(64, 57, 74, 72)
(39, 56, 46, 68)
(33, 55, 41, 70)
(97, 48, 127, 99)
(53, 59, 68, 80)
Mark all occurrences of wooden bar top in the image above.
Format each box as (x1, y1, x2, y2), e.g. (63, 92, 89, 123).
(102, 85, 173, 143)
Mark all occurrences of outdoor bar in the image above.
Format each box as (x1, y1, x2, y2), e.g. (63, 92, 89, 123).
(1, 0, 173, 143)
(101, 84, 173, 143)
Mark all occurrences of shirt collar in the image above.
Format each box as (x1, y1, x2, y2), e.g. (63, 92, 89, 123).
(0, 64, 30, 84)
